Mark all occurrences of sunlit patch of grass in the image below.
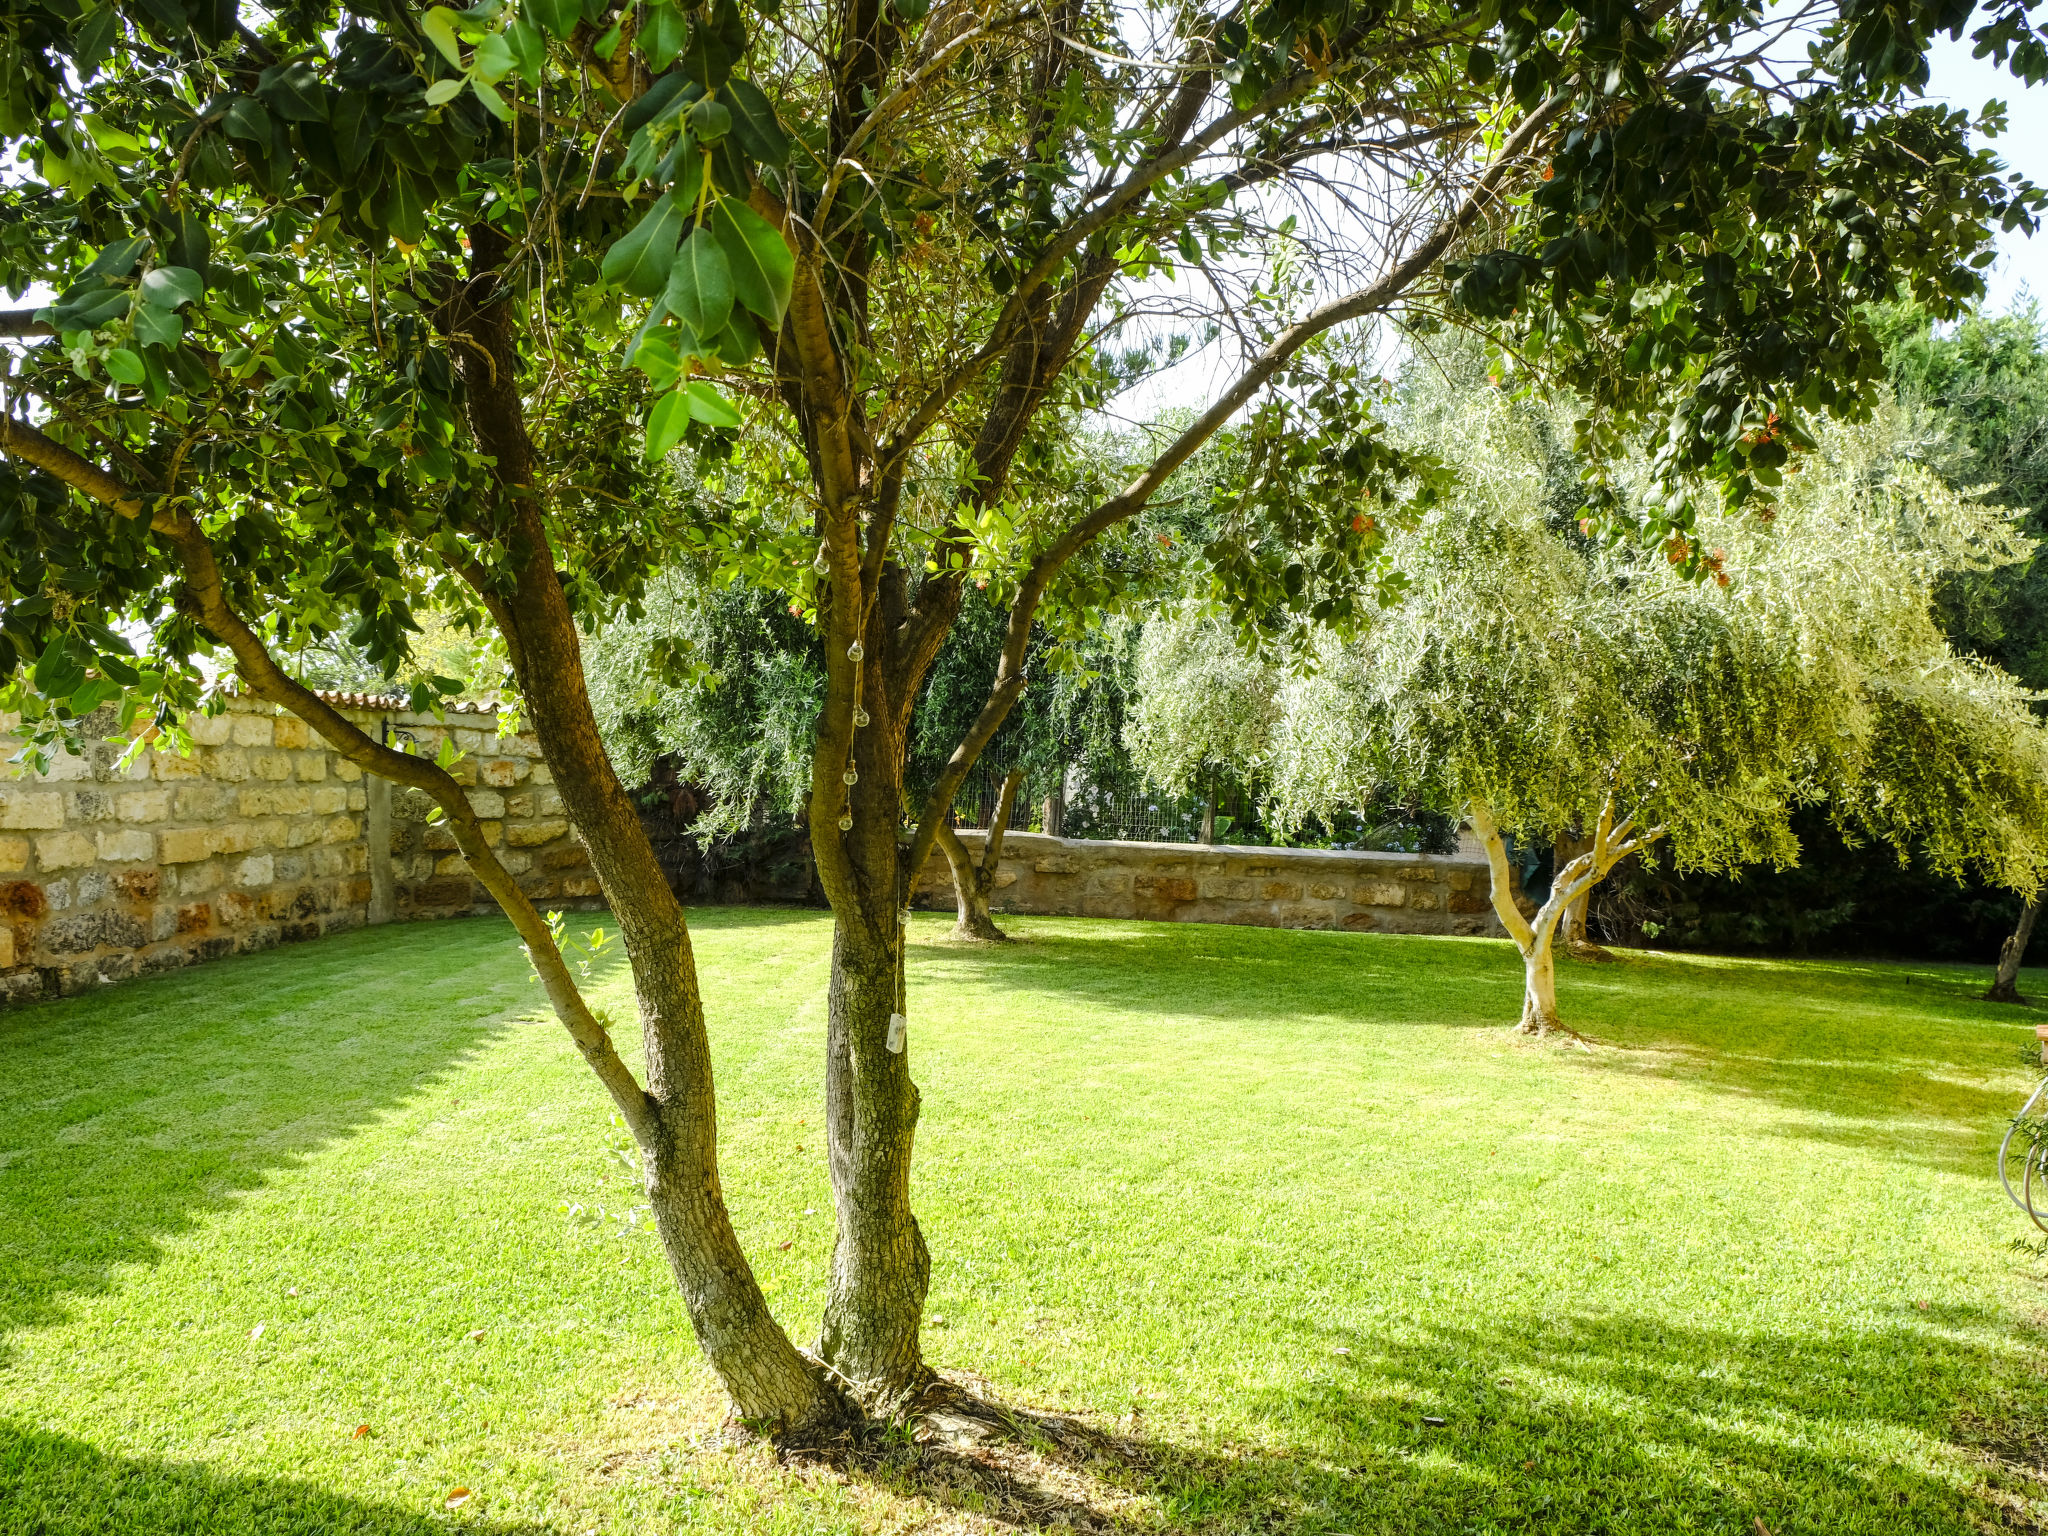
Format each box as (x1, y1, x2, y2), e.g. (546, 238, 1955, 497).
(2, 910, 2045, 1532)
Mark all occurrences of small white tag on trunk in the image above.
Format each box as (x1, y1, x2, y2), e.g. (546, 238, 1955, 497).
(886, 1012, 907, 1053)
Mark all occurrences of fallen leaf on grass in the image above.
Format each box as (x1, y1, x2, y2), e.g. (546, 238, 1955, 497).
(352, 1424, 371, 1439)
(1754, 1521, 1773, 1536)
(467, 1329, 486, 1342)
(248, 1323, 265, 1341)
(445, 1488, 471, 1509)
(1332, 1346, 1351, 1356)
(286, 1287, 299, 1298)
(778, 1240, 793, 1251)
(1422, 1416, 1446, 1427)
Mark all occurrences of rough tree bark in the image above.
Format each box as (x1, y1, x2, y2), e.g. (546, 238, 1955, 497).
(1471, 795, 1665, 1039)
(934, 768, 1023, 942)
(1988, 897, 2041, 1004)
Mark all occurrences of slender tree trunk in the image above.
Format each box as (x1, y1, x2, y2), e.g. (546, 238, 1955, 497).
(1520, 931, 1563, 1033)
(1988, 897, 2041, 1004)
(1200, 766, 1217, 844)
(1554, 828, 1612, 961)
(935, 768, 1021, 942)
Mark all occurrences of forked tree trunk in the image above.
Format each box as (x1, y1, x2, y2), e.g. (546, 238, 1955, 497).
(1554, 828, 1612, 961)
(1988, 897, 2040, 1004)
(934, 768, 1022, 942)
(1471, 794, 1664, 1040)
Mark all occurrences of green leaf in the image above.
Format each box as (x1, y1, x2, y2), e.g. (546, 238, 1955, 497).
(602, 195, 688, 296)
(425, 78, 464, 106)
(74, 5, 118, 78)
(133, 303, 183, 348)
(222, 95, 273, 143)
(50, 287, 129, 332)
(69, 677, 120, 716)
(640, 0, 688, 72)
(387, 171, 427, 246)
(723, 77, 789, 168)
(474, 30, 516, 81)
(166, 210, 210, 272)
(140, 265, 203, 309)
(506, 17, 546, 82)
(665, 225, 734, 337)
(83, 235, 149, 278)
(525, 0, 580, 40)
(681, 13, 738, 88)
(256, 61, 329, 123)
(684, 380, 741, 427)
(632, 335, 683, 388)
(472, 77, 513, 120)
(711, 197, 793, 325)
(623, 71, 697, 132)
(647, 389, 692, 456)
(710, 315, 760, 365)
(102, 348, 146, 385)
(687, 97, 730, 144)
(422, 7, 465, 66)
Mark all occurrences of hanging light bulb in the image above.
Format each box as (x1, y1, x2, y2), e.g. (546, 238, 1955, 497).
(847, 641, 864, 662)
(853, 707, 869, 728)
(843, 767, 858, 785)
(813, 545, 830, 575)
(837, 812, 853, 831)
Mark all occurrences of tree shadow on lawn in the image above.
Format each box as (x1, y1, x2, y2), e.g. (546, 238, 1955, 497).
(908, 919, 2040, 1179)
(0, 919, 534, 1367)
(825, 1308, 2047, 1534)
(0, 1415, 550, 1535)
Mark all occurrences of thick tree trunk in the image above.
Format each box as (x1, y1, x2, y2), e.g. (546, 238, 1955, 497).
(817, 919, 932, 1403)
(1520, 937, 1563, 1033)
(1988, 897, 2041, 1003)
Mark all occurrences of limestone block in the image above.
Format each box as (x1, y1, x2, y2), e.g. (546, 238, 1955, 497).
(1308, 881, 1347, 900)
(1341, 911, 1378, 931)
(216, 891, 259, 926)
(252, 821, 289, 850)
(207, 824, 253, 856)
(323, 815, 358, 844)
(507, 818, 568, 848)
(204, 747, 250, 782)
(115, 869, 160, 901)
(175, 785, 229, 820)
(41, 878, 70, 910)
(233, 854, 275, 886)
(506, 792, 535, 819)
(311, 847, 348, 878)
(230, 715, 274, 748)
(117, 789, 172, 823)
(0, 928, 12, 968)
(467, 789, 506, 819)
(68, 789, 116, 823)
(347, 787, 366, 811)
(423, 825, 458, 853)
(1357, 879, 1408, 908)
(251, 751, 293, 782)
(1133, 874, 1197, 902)
(273, 716, 310, 750)
(561, 876, 602, 898)
(295, 753, 327, 782)
(1408, 887, 1442, 911)
(274, 853, 308, 882)
(180, 859, 224, 894)
(529, 764, 552, 786)
(455, 729, 486, 755)
(0, 880, 47, 917)
(1261, 881, 1303, 902)
(499, 850, 532, 874)
(536, 788, 563, 816)
(36, 831, 96, 870)
(992, 870, 1018, 889)
(1035, 855, 1081, 875)
(44, 750, 93, 782)
(1447, 890, 1488, 915)
(76, 870, 109, 905)
(310, 787, 347, 815)
(0, 790, 64, 830)
(151, 750, 204, 780)
(175, 902, 212, 934)
(186, 713, 233, 747)
(96, 829, 155, 863)
(159, 827, 213, 864)
(0, 836, 27, 873)
(1199, 877, 1256, 902)
(334, 759, 363, 782)
(287, 820, 322, 848)
(1447, 871, 1474, 892)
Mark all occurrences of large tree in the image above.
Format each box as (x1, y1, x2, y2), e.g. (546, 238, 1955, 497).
(1, 0, 2042, 1427)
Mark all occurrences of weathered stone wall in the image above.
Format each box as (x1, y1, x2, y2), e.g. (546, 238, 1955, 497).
(913, 830, 1504, 936)
(0, 694, 595, 1004)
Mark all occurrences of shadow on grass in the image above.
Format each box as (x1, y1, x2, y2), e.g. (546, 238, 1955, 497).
(0, 918, 532, 1366)
(903, 917, 2041, 1178)
(0, 1417, 550, 1535)
(825, 1308, 2045, 1535)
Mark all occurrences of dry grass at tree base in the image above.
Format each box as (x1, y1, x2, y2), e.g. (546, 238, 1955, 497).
(2, 909, 2047, 1534)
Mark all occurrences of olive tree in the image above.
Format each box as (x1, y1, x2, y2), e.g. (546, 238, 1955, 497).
(1260, 383, 2048, 1034)
(3, 0, 2042, 1427)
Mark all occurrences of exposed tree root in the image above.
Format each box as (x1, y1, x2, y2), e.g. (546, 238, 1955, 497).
(1563, 937, 1616, 964)
(1512, 1017, 1598, 1050)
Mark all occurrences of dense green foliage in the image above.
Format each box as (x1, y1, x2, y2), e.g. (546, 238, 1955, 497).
(5, 914, 2046, 1533)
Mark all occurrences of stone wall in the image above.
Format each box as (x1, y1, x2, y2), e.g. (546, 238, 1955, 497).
(913, 830, 1504, 936)
(0, 694, 595, 1004)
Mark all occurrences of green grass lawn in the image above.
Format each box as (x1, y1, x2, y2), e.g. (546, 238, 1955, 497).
(3, 910, 2046, 1534)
